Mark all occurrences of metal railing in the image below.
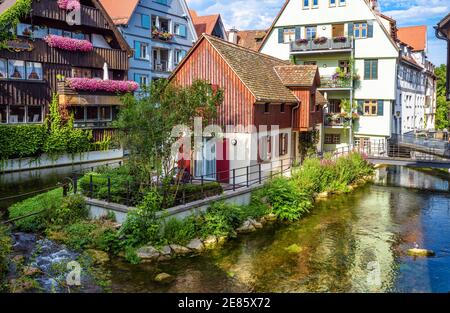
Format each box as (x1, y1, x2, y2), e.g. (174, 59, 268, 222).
(290, 37, 353, 53)
(320, 76, 352, 89)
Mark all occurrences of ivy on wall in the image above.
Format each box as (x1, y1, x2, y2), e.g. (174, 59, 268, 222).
(0, 0, 33, 46)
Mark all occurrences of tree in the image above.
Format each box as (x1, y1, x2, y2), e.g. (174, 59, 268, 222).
(435, 65, 449, 130)
(115, 79, 223, 191)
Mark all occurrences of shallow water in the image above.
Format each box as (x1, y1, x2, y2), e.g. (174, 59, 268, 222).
(105, 166, 450, 293)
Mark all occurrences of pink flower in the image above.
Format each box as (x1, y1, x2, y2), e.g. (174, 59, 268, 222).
(58, 0, 80, 11)
(44, 35, 94, 52)
(66, 78, 139, 93)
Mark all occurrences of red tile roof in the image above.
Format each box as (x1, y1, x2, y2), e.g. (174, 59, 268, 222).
(99, 0, 139, 25)
(189, 10, 221, 37)
(397, 26, 427, 52)
(274, 65, 319, 87)
(233, 30, 267, 51)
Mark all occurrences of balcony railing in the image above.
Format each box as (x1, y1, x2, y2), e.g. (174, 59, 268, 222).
(32, 0, 110, 30)
(320, 76, 352, 89)
(290, 37, 353, 53)
(324, 113, 347, 127)
(152, 60, 170, 72)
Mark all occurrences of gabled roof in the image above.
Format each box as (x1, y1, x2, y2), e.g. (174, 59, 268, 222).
(316, 91, 328, 106)
(274, 65, 319, 87)
(172, 34, 313, 103)
(99, 0, 139, 25)
(438, 12, 450, 32)
(232, 30, 267, 51)
(397, 26, 427, 52)
(189, 10, 223, 38)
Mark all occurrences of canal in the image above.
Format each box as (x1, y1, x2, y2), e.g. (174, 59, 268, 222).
(2, 165, 450, 292)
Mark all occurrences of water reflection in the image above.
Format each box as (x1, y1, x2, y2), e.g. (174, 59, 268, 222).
(106, 166, 450, 293)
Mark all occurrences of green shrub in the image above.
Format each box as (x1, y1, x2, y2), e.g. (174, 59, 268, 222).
(62, 221, 97, 251)
(45, 194, 88, 226)
(262, 177, 312, 221)
(0, 124, 48, 160)
(199, 202, 243, 237)
(0, 225, 11, 291)
(119, 190, 162, 247)
(167, 182, 223, 206)
(8, 188, 64, 232)
(162, 216, 199, 245)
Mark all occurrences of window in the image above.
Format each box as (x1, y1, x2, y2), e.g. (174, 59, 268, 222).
(312, 0, 319, 8)
(280, 103, 285, 113)
(26, 62, 43, 80)
(330, 0, 336, 7)
(16, 23, 33, 37)
(33, 26, 48, 39)
(283, 28, 296, 43)
(8, 60, 25, 79)
(259, 136, 272, 161)
(279, 133, 289, 156)
(363, 100, 378, 116)
(27, 105, 42, 123)
(0, 105, 7, 123)
(303, 0, 310, 9)
(339, 60, 349, 73)
(325, 134, 340, 144)
(354, 23, 368, 38)
(140, 14, 151, 29)
(72, 107, 85, 121)
(174, 23, 187, 37)
(99, 106, 112, 121)
(264, 103, 270, 114)
(87, 106, 99, 121)
(174, 49, 187, 65)
(364, 59, 378, 80)
(0, 59, 6, 79)
(339, 0, 346, 6)
(62, 30, 72, 38)
(305, 26, 317, 39)
(9, 105, 25, 123)
(134, 73, 149, 87)
(72, 32, 85, 40)
(134, 41, 149, 60)
(49, 28, 63, 36)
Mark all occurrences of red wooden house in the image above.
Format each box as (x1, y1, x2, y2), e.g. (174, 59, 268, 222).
(170, 34, 325, 183)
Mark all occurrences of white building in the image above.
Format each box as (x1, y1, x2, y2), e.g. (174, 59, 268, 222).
(395, 26, 437, 134)
(259, 0, 435, 152)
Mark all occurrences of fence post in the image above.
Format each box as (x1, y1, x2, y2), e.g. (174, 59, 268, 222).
(233, 169, 236, 191)
(73, 175, 78, 194)
(246, 166, 249, 188)
(259, 163, 262, 184)
(107, 176, 111, 202)
(89, 174, 93, 198)
(201, 175, 204, 196)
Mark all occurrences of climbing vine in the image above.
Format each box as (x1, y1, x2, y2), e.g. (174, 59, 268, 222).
(0, 0, 33, 47)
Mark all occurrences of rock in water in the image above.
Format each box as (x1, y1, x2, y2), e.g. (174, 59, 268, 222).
(203, 236, 217, 249)
(236, 220, 256, 233)
(187, 239, 204, 252)
(159, 245, 172, 256)
(170, 244, 191, 255)
(408, 248, 435, 257)
(285, 244, 303, 254)
(85, 249, 110, 264)
(154, 273, 174, 283)
(136, 246, 160, 260)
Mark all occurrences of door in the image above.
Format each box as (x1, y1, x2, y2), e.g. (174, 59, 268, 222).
(195, 138, 217, 180)
(332, 24, 345, 38)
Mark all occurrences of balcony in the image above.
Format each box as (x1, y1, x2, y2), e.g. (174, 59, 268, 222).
(152, 60, 169, 72)
(319, 76, 352, 90)
(290, 37, 353, 54)
(324, 113, 359, 127)
(57, 81, 128, 107)
(32, 0, 110, 30)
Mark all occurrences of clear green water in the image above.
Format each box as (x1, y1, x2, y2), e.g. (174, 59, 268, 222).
(106, 167, 450, 293)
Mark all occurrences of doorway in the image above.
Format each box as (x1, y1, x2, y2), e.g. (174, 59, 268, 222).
(195, 138, 217, 180)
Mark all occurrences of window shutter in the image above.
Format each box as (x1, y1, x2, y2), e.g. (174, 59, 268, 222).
(134, 42, 141, 59)
(372, 60, 378, 79)
(348, 23, 354, 37)
(357, 100, 364, 115)
(364, 60, 370, 79)
(278, 28, 284, 43)
(142, 14, 150, 29)
(367, 21, 374, 38)
(377, 100, 384, 116)
(295, 27, 301, 40)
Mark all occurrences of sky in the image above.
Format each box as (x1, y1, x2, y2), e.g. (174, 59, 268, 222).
(186, 0, 450, 66)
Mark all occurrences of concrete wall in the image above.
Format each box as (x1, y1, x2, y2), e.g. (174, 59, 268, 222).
(1, 149, 124, 173)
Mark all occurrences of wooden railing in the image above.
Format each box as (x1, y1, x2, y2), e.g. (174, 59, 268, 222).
(32, 0, 110, 30)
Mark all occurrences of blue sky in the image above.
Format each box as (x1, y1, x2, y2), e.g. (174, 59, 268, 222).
(187, 0, 450, 66)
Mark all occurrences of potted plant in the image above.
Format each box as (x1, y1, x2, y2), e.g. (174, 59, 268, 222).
(295, 38, 309, 45)
(333, 36, 347, 43)
(313, 37, 327, 45)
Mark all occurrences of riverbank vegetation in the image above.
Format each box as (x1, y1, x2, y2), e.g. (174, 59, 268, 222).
(0, 224, 12, 291)
(8, 152, 373, 264)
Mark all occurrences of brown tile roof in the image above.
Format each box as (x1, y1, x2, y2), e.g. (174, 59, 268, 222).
(274, 65, 319, 87)
(99, 0, 139, 25)
(204, 35, 299, 103)
(234, 30, 267, 51)
(397, 26, 427, 52)
(316, 91, 328, 106)
(401, 56, 423, 70)
(189, 10, 221, 37)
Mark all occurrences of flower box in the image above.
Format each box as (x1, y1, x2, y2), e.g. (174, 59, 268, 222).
(57, 0, 80, 11)
(66, 78, 139, 93)
(295, 39, 309, 45)
(152, 28, 174, 41)
(333, 36, 347, 43)
(313, 37, 327, 45)
(44, 35, 93, 52)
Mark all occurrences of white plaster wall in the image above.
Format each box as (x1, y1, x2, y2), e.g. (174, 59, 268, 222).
(355, 58, 397, 100)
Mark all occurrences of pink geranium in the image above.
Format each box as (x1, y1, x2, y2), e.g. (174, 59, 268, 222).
(57, 0, 80, 11)
(66, 78, 139, 93)
(44, 35, 94, 52)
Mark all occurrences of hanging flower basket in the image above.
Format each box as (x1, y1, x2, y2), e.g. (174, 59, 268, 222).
(295, 39, 309, 45)
(313, 37, 327, 45)
(66, 78, 139, 93)
(57, 0, 81, 11)
(44, 35, 93, 52)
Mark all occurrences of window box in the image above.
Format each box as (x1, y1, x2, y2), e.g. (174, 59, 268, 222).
(152, 27, 174, 41)
(295, 39, 309, 45)
(313, 37, 327, 45)
(44, 35, 93, 52)
(333, 36, 347, 43)
(65, 78, 139, 93)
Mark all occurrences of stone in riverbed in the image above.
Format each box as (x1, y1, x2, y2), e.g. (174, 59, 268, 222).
(22, 266, 41, 276)
(159, 245, 172, 256)
(203, 236, 218, 249)
(236, 220, 256, 233)
(264, 213, 277, 221)
(136, 246, 160, 260)
(187, 239, 204, 252)
(86, 249, 110, 264)
(170, 244, 191, 255)
(216, 236, 227, 246)
(154, 272, 174, 283)
(408, 248, 435, 257)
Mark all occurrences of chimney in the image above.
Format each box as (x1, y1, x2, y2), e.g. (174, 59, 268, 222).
(369, 0, 379, 11)
(228, 27, 238, 44)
